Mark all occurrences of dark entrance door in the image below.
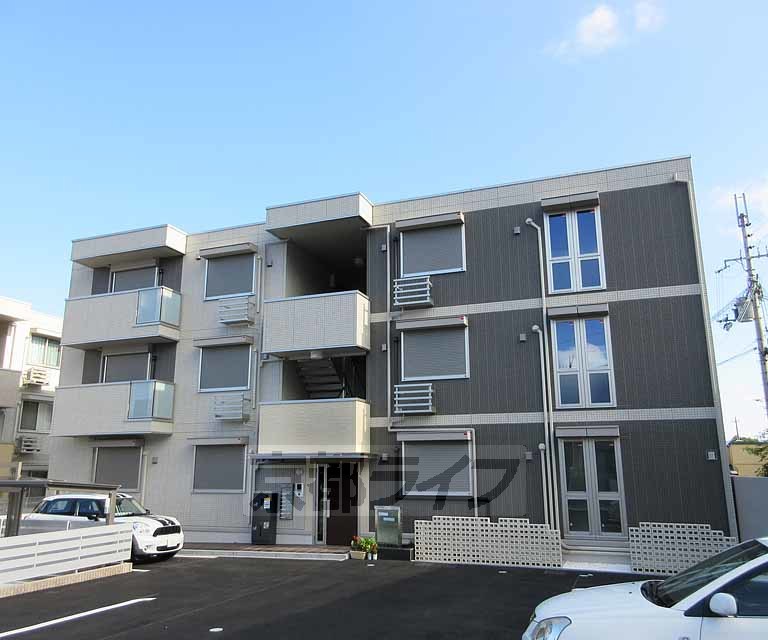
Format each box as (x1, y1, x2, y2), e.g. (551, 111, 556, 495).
(325, 462, 358, 546)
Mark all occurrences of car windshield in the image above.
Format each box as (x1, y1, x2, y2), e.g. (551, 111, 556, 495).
(652, 540, 768, 606)
(115, 496, 149, 517)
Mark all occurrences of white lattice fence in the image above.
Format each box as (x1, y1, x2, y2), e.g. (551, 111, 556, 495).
(629, 522, 737, 575)
(415, 516, 562, 568)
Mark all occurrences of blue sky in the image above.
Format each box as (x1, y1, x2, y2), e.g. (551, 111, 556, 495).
(1, 2, 767, 437)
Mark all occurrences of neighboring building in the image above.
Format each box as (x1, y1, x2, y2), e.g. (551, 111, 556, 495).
(0, 296, 62, 486)
(728, 440, 765, 477)
(49, 156, 737, 548)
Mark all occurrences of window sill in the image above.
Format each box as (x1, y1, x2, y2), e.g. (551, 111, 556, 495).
(204, 292, 255, 301)
(191, 490, 246, 495)
(198, 387, 250, 393)
(554, 403, 617, 410)
(401, 374, 470, 382)
(401, 267, 466, 278)
(549, 285, 607, 295)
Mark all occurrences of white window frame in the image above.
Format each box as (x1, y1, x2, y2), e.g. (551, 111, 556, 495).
(197, 345, 253, 393)
(26, 335, 61, 369)
(191, 444, 247, 494)
(203, 253, 258, 301)
(18, 400, 53, 433)
(551, 316, 616, 409)
(400, 326, 470, 382)
(100, 352, 152, 384)
(401, 440, 474, 497)
(109, 265, 159, 293)
(399, 224, 467, 278)
(543, 207, 605, 294)
(93, 445, 144, 493)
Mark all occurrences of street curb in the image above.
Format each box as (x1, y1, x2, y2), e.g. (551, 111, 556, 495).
(0, 562, 132, 599)
(177, 549, 349, 561)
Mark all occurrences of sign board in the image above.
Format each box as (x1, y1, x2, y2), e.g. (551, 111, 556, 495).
(375, 505, 402, 546)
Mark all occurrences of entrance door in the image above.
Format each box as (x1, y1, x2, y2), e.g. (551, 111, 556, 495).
(559, 438, 626, 541)
(320, 462, 358, 546)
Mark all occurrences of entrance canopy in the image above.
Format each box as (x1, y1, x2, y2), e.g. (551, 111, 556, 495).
(0, 479, 122, 536)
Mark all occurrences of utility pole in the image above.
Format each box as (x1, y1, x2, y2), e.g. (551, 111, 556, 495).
(733, 417, 740, 440)
(735, 193, 768, 422)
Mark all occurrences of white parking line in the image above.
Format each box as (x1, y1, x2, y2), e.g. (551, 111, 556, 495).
(132, 569, 151, 573)
(176, 554, 217, 559)
(0, 597, 157, 638)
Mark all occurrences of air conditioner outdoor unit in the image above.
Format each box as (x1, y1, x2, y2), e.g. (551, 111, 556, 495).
(22, 367, 48, 386)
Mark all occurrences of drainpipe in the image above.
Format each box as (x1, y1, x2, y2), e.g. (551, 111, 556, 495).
(367, 224, 479, 518)
(538, 444, 549, 527)
(526, 218, 561, 533)
(532, 325, 553, 527)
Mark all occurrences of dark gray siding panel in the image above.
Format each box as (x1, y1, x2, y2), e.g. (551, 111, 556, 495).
(389, 310, 544, 417)
(369, 422, 545, 533)
(617, 420, 728, 532)
(600, 182, 699, 292)
(367, 227, 390, 314)
(610, 296, 713, 409)
(368, 322, 389, 417)
(159, 256, 183, 292)
(367, 183, 702, 311)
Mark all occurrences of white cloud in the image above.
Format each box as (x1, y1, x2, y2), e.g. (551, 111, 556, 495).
(549, 2, 667, 60)
(634, 1, 666, 32)
(551, 4, 622, 58)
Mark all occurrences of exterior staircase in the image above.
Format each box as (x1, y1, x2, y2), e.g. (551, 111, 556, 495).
(295, 358, 344, 399)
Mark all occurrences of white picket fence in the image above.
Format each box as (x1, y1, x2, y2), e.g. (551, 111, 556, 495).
(415, 516, 563, 568)
(0, 523, 132, 583)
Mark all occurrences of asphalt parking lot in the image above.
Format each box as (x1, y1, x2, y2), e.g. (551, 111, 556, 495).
(0, 557, 641, 639)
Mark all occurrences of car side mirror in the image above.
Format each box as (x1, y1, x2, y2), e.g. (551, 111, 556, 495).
(709, 593, 738, 617)
(86, 514, 100, 522)
(145, 509, 151, 514)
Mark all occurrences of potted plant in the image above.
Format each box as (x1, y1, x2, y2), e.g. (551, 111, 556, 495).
(371, 541, 378, 561)
(349, 536, 366, 560)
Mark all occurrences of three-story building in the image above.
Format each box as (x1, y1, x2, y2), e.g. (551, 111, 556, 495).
(49, 156, 737, 549)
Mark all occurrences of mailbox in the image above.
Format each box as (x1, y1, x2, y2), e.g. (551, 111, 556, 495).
(374, 505, 402, 546)
(251, 492, 279, 545)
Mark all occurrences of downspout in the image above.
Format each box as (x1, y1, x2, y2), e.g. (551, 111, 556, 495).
(367, 223, 479, 518)
(532, 325, 552, 527)
(526, 218, 560, 533)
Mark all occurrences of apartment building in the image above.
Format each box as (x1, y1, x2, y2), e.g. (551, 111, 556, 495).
(0, 297, 62, 487)
(49, 156, 736, 548)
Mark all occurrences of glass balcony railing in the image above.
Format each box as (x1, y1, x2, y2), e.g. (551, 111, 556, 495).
(136, 287, 181, 326)
(128, 380, 175, 420)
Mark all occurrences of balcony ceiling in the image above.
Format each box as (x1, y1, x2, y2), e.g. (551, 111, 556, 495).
(270, 217, 367, 271)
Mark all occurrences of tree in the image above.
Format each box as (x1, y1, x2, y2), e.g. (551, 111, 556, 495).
(745, 430, 768, 477)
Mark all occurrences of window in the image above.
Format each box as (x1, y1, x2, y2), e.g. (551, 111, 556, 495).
(19, 401, 52, 432)
(199, 344, 251, 391)
(110, 266, 157, 293)
(402, 441, 472, 496)
(94, 446, 142, 491)
(101, 353, 150, 383)
(552, 317, 615, 408)
(401, 326, 470, 381)
(193, 445, 246, 492)
(545, 208, 604, 293)
(720, 568, 768, 617)
(205, 253, 256, 299)
(27, 335, 61, 368)
(37, 498, 77, 516)
(75, 499, 105, 518)
(400, 224, 466, 277)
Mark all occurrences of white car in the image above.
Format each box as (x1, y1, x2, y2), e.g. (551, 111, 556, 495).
(524, 537, 768, 639)
(23, 493, 184, 561)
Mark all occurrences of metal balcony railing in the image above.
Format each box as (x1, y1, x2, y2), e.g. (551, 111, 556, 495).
(214, 393, 249, 421)
(128, 380, 175, 420)
(218, 297, 255, 325)
(393, 276, 433, 308)
(393, 383, 435, 415)
(16, 435, 42, 455)
(136, 287, 181, 326)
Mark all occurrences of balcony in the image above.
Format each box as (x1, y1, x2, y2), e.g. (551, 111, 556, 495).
(0, 369, 21, 407)
(62, 287, 181, 349)
(266, 194, 372, 237)
(258, 398, 370, 456)
(53, 381, 174, 436)
(393, 276, 433, 308)
(263, 290, 370, 358)
(72, 224, 187, 268)
(394, 383, 435, 415)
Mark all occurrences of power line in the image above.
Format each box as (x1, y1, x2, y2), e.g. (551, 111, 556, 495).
(717, 347, 757, 366)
